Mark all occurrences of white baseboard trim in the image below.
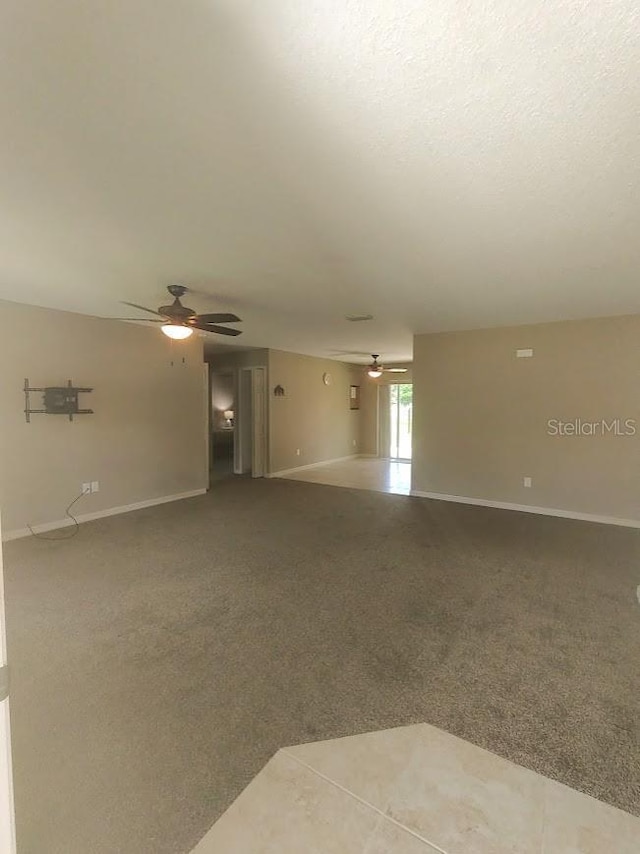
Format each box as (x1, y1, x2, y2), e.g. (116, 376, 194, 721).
(409, 490, 640, 529)
(267, 454, 359, 479)
(3, 488, 208, 542)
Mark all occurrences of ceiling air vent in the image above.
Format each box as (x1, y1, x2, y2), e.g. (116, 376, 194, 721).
(345, 314, 373, 322)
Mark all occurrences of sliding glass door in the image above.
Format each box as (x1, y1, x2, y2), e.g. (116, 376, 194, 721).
(389, 383, 412, 461)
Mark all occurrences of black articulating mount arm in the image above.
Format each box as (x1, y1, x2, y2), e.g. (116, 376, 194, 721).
(24, 379, 94, 423)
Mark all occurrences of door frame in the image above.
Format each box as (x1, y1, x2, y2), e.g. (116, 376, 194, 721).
(0, 513, 17, 853)
(203, 363, 211, 487)
(250, 366, 267, 478)
(235, 367, 267, 477)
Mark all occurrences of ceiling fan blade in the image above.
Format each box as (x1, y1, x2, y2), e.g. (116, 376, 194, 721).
(191, 322, 242, 336)
(121, 301, 164, 317)
(385, 367, 408, 373)
(111, 317, 165, 322)
(194, 312, 241, 324)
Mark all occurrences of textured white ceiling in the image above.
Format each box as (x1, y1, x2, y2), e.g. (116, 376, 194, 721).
(2, 0, 639, 361)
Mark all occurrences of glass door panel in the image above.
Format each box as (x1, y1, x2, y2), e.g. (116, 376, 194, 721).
(389, 384, 412, 461)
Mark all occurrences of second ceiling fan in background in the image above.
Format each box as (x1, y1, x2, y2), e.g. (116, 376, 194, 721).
(367, 355, 408, 378)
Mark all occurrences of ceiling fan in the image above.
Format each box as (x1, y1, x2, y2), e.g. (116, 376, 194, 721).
(367, 355, 408, 378)
(117, 285, 242, 340)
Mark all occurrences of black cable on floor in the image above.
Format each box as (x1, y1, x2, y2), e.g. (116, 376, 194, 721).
(27, 490, 86, 541)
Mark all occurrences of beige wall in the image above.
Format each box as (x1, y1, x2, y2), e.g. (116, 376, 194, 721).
(373, 366, 413, 385)
(358, 379, 379, 456)
(268, 350, 359, 473)
(0, 300, 207, 536)
(206, 348, 269, 370)
(412, 315, 640, 521)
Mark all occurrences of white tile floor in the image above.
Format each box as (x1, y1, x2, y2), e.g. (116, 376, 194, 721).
(192, 724, 639, 853)
(277, 457, 412, 496)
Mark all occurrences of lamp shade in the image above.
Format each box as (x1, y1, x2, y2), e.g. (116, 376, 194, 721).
(223, 410, 234, 420)
(161, 323, 193, 340)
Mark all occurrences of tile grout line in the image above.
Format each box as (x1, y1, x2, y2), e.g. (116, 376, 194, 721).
(280, 749, 449, 854)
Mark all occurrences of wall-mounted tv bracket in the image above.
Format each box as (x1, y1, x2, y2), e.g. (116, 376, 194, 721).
(24, 379, 94, 423)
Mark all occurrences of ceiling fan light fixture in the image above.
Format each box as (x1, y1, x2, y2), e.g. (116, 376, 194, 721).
(161, 322, 193, 340)
(367, 354, 383, 378)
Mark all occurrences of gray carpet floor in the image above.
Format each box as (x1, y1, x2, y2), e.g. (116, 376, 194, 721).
(4, 478, 640, 853)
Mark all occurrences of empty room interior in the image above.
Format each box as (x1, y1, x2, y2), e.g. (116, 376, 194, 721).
(0, 3, 639, 853)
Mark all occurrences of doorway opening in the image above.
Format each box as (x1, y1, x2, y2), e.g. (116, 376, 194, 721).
(209, 366, 267, 486)
(389, 383, 412, 461)
(210, 371, 236, 483)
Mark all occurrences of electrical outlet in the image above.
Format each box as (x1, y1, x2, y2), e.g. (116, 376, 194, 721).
(523, 477, 532, 488)
(82, 483, 91, 495)
(295, 448, 301, 456)
(91, 481, 100, 493)
(352, 439, 357, 447)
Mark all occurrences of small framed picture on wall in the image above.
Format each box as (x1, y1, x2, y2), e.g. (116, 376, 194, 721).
(349, 384, 360, 410)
